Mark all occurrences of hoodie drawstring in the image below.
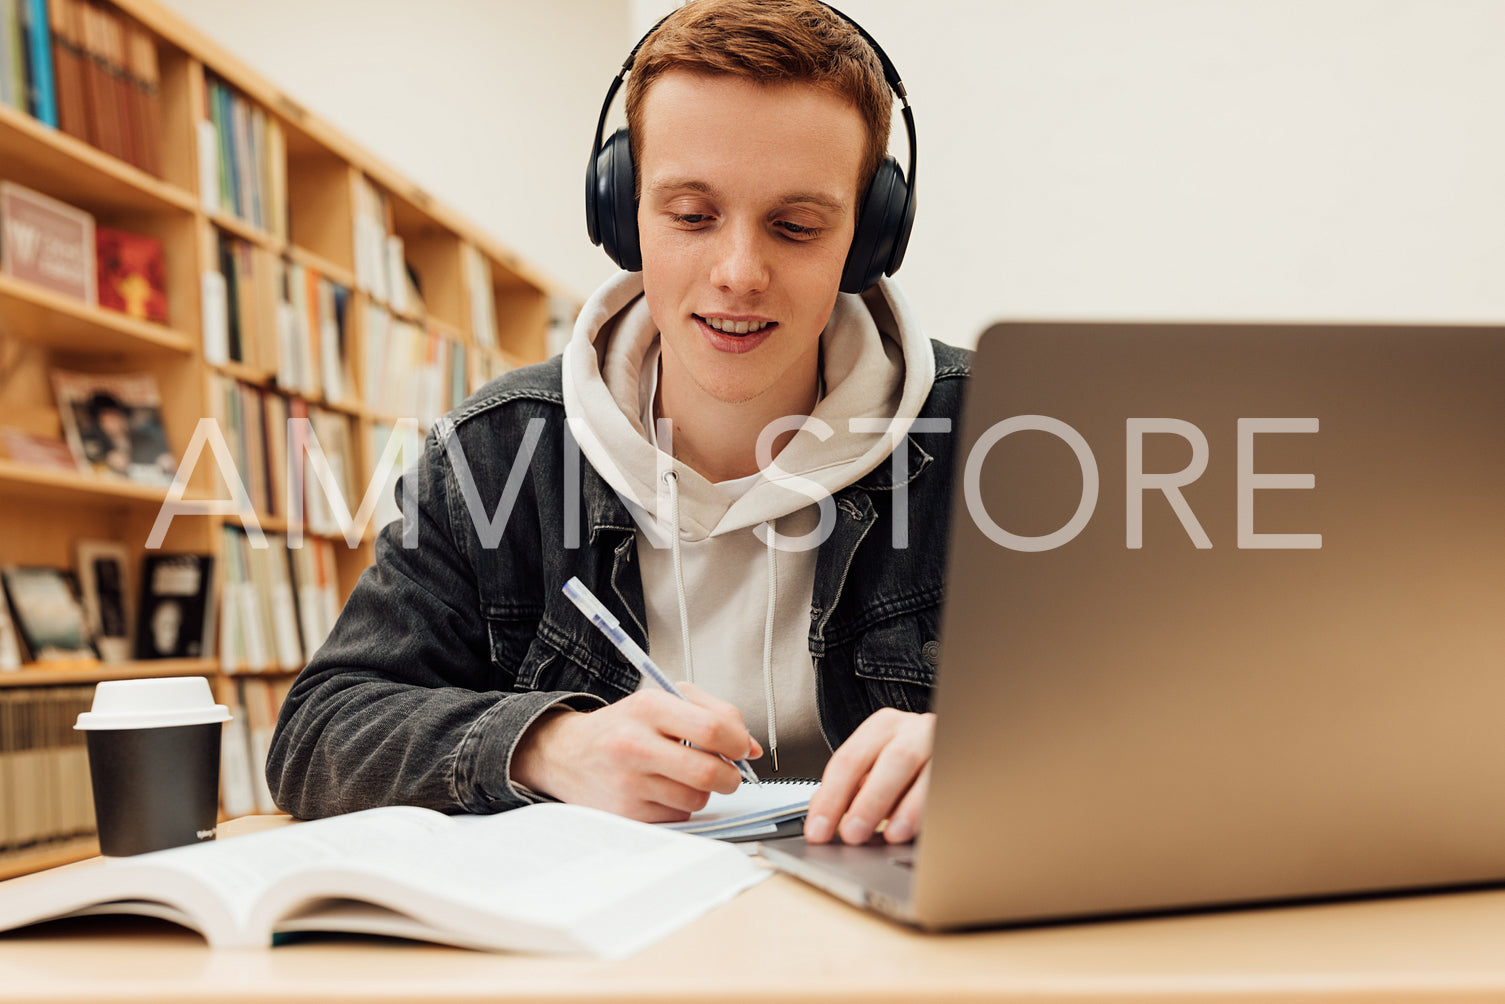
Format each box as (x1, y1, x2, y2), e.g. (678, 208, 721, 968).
(663, 470, 694, 685)
(662, 469, 781, 773)
(762, 527, 779, 772)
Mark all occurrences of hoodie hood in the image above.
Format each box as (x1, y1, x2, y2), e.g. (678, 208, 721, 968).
(562, 270, 936, 540)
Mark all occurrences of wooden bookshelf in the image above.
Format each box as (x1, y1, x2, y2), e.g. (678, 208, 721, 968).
(0, 0, 573, 877)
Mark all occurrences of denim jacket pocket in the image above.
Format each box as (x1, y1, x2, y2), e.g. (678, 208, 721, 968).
(512, 616, 640, 701)
(483, 605, 542, 692)
(854, 612, 940, 714)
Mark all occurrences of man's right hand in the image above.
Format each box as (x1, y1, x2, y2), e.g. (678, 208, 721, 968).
(510, 682, 762, 822)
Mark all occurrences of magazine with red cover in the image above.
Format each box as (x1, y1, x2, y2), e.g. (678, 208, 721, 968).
(96, 225, 168, 322)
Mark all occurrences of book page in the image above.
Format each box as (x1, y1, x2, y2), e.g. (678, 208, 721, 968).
(102, 805, 451, 941)
(256, 803, 765, 957)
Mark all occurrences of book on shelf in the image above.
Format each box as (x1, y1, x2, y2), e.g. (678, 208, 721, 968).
(218, 525, 264, 672)
(0, 583, 23, 670)
(352, 174, 393, 304)
(0, 686, 96, 855)
(240, 384, 270, 519)
(382, 233, 407, 313)
(134, 552, 214, 660)
(50, 368, 175, 485)
(274, 258, 310, 395)
(462, 243, 499, 350)
(200, 268, 229, 365)
(97, 0, 135, 166)
(1, 0, 23, 111)
(275, 259, 351, 403)
(291, 403, 358, 538)
(239, 675, 282, 811)
(124, 18, 163, 177)
(79, 0, 124, 161)
(0, 564, 95, 663)
(364, 308, 469, 427)
(219, 528, 328, 673)
(18, 0, 56, 127)
(211, 230, 274, 369)
(0, 802, 767, 955)
(254, 537, 301, 669)
(46, 0, 85, 138)
(74, 539, 132, 664)
(0, 425, 77, 472)
(78, 0, 134, 163)
(288, 536, 338, 656)
(470, 349, 515, 394)
(0, 180, 95, 304)
(319, 277, 352, 405)
(261, 389, 289, 517)
(95, 225, 167, 322)
(217, 679, 256, 817)
(547, 293, 577, 358)
(218, 675, 289, 816)
(383, 237, 428, 319)
(205, 373, 243, 507)
(201, 71, 278, 232)
(369, 418, 423, 533)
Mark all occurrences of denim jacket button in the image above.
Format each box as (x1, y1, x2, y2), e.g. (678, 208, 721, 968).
(922, 640, 941, 665)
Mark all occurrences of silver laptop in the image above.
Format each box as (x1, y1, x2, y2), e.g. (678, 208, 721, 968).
(760, 321, 1505, 930)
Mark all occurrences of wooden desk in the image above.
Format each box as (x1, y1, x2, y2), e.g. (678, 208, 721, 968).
(4, 816, 1505, 1003)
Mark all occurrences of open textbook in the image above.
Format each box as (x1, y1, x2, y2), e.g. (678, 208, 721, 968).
(0, 803, 766, 957)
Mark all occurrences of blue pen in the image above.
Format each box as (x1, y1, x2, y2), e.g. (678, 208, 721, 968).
(562, 577, 761, 785)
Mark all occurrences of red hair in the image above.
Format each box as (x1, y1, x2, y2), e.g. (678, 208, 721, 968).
(624, 0, 892, 194)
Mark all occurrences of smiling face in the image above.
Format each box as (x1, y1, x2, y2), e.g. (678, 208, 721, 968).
(636, 69, 868, 413)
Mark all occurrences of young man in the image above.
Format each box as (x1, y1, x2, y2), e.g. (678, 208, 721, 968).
(266, 0, 969, 848)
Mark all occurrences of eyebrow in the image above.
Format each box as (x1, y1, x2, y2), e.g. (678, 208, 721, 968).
(647, 178, 847, 214)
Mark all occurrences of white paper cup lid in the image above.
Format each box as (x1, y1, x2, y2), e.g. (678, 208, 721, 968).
(75, 677, 231, 730)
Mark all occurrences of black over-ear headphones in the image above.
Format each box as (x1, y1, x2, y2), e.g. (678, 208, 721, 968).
(585, 2, 917, 295)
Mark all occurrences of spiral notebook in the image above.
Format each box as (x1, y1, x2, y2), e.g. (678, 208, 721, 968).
(664, 778, 819, 842)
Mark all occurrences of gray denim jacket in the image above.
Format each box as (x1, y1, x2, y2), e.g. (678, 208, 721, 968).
(265, 341, 971, 819)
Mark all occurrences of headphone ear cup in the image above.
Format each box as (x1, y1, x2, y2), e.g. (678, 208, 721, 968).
(589, 128, 643, 272)
(840, 156, 912, 294)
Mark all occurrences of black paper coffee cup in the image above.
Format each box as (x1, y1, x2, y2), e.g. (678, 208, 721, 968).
(75, 678, 230, 856)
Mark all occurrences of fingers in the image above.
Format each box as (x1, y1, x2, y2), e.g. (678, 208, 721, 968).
(640, 682, 759, 768)
(882, 762, 929, 844)
(608, 692, 747, 795)
(509, 694, 748, 818)
(805, 710, 934, 845)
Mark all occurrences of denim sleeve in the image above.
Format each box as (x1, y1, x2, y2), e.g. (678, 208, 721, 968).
(264, 425, 605, 820)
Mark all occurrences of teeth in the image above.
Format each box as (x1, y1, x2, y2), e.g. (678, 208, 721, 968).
(704, 317, 770, 334)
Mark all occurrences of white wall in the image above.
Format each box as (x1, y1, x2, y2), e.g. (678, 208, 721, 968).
(164, 1, 1505, 348)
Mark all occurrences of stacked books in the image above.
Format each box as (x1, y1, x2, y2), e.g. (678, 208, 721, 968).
(364, 305, 469, 427)
(218, 527, 339, 675)
(199, 69, 283, 234)
(1, 0, 164, 176)
(0, 686, 96, 861)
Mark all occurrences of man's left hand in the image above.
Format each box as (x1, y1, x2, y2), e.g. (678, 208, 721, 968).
(803, 708, 933, 845)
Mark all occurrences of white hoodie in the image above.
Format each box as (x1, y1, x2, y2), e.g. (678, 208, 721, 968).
(562, 271, 935, 777)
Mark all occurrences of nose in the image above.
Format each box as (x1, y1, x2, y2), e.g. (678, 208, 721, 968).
(707, 221, 770, 296)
